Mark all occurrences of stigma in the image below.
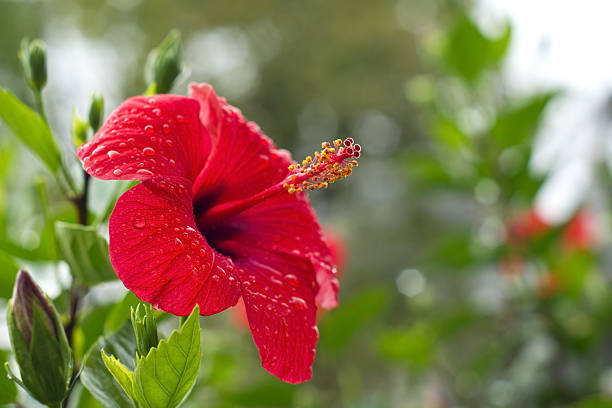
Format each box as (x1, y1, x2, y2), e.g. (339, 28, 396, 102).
(284, 138, 360, 194)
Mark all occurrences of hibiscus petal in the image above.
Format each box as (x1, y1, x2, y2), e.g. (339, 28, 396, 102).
(189, 83, 292, 208)
(237, 253, 319, 383)
(109, 176, 241, 316)
(203, 192, 339, 310)
(77, 95, 211, 182)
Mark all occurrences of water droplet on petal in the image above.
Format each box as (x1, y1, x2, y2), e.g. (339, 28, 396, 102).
(152, 108, 161, 117)
(176, 114, 186, 123)
(144, 125, 154, 133)
(133, 218, 146, 228)
(162, 124, 170, 134)
(285, 274, 299, 287)
(127, 138, 135, 143)
(169, 159, 176, 167)
(174, 238, 183, 247)
(137, 169, 154, 176)
(107, 150, 120, 159)
(289, 296, 307, 311)
(143, 147, 155, 156)
(211, 274, 220, 282)
(113, 168, 123, 176)
(92, 145, 106, 155)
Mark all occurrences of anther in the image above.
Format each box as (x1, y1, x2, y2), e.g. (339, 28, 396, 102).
(283, 138, 361, 193)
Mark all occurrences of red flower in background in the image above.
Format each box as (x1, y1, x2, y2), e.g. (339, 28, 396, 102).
(506, 207, 550, 244)
(562, 209, 596, 251)
(77, 83, 360, 383)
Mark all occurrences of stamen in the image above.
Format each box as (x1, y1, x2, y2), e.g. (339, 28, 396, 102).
(196, 138, 361, 230)
(284, 138, 360, 193)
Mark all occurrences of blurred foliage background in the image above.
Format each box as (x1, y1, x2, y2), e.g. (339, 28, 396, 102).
(2, 0, 612, 407)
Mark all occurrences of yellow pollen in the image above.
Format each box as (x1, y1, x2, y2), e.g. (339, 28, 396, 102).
(284, 138, 361, 194)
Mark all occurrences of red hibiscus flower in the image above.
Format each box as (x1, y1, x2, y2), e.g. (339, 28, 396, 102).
(77, 83, 360, 383)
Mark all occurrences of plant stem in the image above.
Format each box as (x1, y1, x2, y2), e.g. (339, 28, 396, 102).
(34, 89, 47, 123)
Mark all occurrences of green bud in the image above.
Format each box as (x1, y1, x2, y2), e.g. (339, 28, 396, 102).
(6, 271, 72, 406)
(131, 303, 159, 357)
(72, 109, 89, 147)
(145, 30, 182, 94)
(88, 93, 104, 132)
(19, 38, 47, 93)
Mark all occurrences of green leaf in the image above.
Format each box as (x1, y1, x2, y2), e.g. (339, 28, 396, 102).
(443, 16, 512, 82)
(568, 397, 612, 408)
(378, 323, 437, 369)
(0, 88, 62, 174)
(491, 92, 558, 149)
(81, 322, 138, 408)
(431, 116, 473, 152)
(320, 287, 391, 351)
(0, 250, 18, 298)
(105, 292, 141, 335)
(55, 221, 116, 285)
(0, 351, 17, 405)
(74, 304, 114, 360)
(444, 16, 491, 81)
(222, 381, 295, 407)
(133, 305, 201, 408)
(101, 351, 138, 404)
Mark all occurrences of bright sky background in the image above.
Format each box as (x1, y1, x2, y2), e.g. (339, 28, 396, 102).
(477, 0, 612, 224)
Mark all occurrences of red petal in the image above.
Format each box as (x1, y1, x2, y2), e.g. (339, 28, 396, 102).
(189, 83, 292, 207)
(204, 192, 339, 310)
(77, 95, 211, 182)
(108, 176, 241, 316)
(237, 253, 319, 383)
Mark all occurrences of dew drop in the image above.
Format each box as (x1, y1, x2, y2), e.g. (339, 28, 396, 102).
(165, 139, 173, 147)
(162, 124, 170, 134)
(119, 142, 126, 147)
(148, 98, 156, 104)
(289, 296, 307, 311)
(127, 138, 136, 143)
(112, 168, 123, 176)
(107, 150, 120, 159)
(152, 108, 161, 117)
(169, 159, 176, 167)
(211, 274, 220, 282)
(144, 125, 154, 133)
(150, 136, 157, 143)
(143, 147, 155, 156)
(174, 238, 183, 247)
(133, 218, 146, 228)
(176, 114, 186, 123)
(284, 274, 299, 287)
(92, 145, 106, 155)
(137, 169, 154, 176)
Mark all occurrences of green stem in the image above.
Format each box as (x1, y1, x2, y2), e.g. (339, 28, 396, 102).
(33, 89, 47, 122)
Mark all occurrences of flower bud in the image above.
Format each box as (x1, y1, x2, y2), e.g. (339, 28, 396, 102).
(72, 109, 89, 147)
(145, 30, 182, 94)
(19, 38, 47, 93)
(88, 93, 104, 132)
(6, 270, 72, 406)
(131, 303, 159, 357)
